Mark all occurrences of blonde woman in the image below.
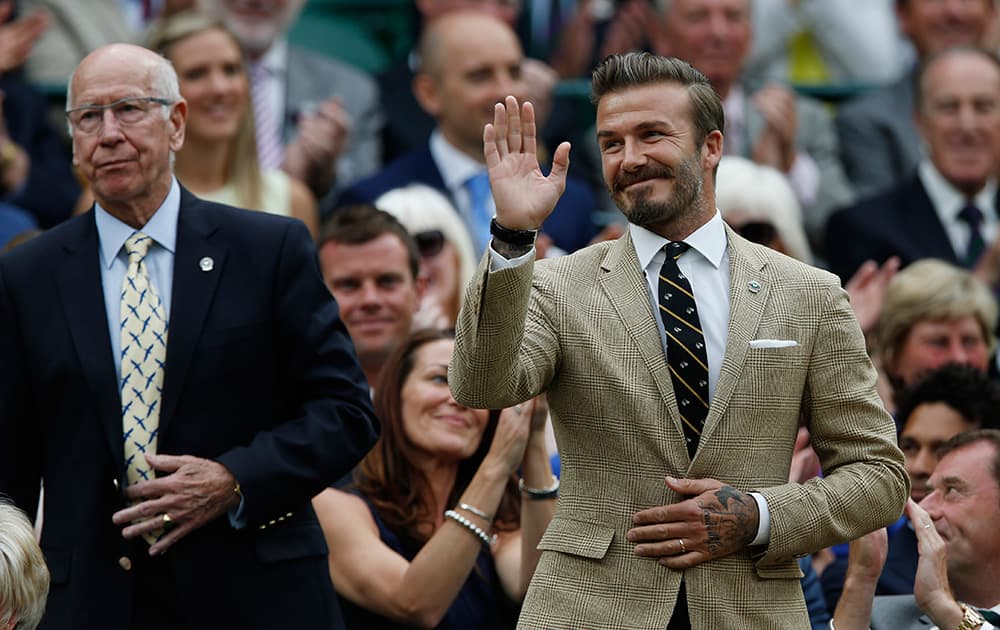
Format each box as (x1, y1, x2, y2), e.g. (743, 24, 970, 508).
(145, 11, 318, 236)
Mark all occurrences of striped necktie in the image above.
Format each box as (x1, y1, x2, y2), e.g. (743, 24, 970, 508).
(658, 242, 709, 458)
(120, 232, 168, 544)
(250, 62, 285, 170)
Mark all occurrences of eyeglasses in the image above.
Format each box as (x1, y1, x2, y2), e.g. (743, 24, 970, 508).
(414, 230, 445, 258)
(735, 221, 777, 246)
(65, 96, 175, 133)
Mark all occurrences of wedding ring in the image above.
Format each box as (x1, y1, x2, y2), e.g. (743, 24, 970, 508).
(923, 523, 932, 529)
(678, 538, 686, 554)
(162, 513, 172, 525)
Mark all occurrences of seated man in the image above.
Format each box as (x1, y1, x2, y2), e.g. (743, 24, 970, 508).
(826, 47, 1000, 283)
(836, 0, 995, 199)
(318, 205, 424, 389)
(336, 11, 597, 256)
(821, 364, 1000, 609)
(833, 430, 1000, 630)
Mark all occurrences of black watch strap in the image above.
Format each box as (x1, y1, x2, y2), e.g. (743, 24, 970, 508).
(490, 218, 537, 246)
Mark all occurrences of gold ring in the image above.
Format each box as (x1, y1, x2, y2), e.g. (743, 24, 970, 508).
(162, 513, 172, 525)
(678, 538, 686, 554)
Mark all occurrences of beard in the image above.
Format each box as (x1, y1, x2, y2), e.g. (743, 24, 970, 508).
(611, 152, 703, 229)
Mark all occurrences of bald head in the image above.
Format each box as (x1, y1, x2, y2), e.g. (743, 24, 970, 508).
(417, 10, 522, 76)
(68, 44, 181, 110)
(412, 11, 524, 158)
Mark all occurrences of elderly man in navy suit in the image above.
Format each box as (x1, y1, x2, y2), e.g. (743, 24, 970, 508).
(0, 43, 378, 630)
(826, 46, 1000, 283)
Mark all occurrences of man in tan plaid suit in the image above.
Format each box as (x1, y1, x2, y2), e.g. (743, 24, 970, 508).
(449, 53, 908, 629)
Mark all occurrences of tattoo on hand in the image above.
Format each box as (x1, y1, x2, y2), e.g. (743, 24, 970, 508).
(699, 486, 755, 554)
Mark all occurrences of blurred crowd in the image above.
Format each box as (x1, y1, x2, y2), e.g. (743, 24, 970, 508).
(3, 0, 1000, 628)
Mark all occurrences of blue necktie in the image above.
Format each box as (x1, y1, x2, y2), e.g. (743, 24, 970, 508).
(464, 171, 493, 254)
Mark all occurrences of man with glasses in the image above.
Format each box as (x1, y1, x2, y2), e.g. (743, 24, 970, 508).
(0, 43, 379, 630)
(318, 204, 425, 389)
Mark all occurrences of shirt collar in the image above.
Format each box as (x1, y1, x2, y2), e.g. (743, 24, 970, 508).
(256, 38, 287, 76)
(630, 210, 728, 270)
(429, 129, 485, 191)
(96, 177, 181, 268)
(919, 159, 997, 221)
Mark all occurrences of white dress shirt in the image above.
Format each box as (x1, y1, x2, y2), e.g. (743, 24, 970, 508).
(489, 211, 772, 544)
(918, 160, 998, 261)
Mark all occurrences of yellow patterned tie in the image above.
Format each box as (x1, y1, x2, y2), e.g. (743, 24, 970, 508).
(120, 232, 168, 544)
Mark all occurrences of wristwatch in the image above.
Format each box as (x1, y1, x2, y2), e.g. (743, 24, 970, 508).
(489, 217, 537, 246)
(957, 603, 986, 630)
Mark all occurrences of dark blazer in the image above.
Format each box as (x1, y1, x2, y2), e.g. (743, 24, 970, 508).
(824, 174, 968, 283)
(0, 190, 379, 630)
(335, 143, 598, 254)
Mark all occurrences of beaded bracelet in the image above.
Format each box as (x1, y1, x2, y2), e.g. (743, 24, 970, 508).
(519, 477, 560, 500)
(458, 502, 490, 520)
(444, 510, 496, 548)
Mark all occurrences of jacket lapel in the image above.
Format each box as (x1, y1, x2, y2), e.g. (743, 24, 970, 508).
(598, 232, 684, 437)
(698, 227, 770, 449)
(157, 191, 226, 438)
(55, 214, 126, 476)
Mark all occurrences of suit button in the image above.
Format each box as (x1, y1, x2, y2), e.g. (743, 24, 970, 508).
(113, 478, 120, 491)
(118, 556, 132, 571)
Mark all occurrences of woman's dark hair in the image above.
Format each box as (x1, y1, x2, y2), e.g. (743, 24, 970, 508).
(353, 328, 521, 544)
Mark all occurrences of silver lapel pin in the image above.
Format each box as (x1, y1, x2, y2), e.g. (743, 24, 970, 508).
(199, 256, 214, 272)
(748, 280, 761, 293)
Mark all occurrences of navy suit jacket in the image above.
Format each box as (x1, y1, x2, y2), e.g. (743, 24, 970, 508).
(0, 190, 379, 630)
(335, 143, 599, 254)
(824, 174, 968, 283)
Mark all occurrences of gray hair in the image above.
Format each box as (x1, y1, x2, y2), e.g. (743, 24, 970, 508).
(0, 499, 49, 630)
(65, 51, 182, 136)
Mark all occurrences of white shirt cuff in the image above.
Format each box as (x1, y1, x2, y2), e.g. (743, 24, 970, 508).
(749, 491, 771, 546)
(488, 243, 535, 270)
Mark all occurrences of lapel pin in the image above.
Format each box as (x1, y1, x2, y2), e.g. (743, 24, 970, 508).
(199, 256, 214, 272)
(748, 280, 761, 293)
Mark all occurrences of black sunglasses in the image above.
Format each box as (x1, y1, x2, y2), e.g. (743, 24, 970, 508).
(414, 230, 445, 258)
(736, 221, 777, 246)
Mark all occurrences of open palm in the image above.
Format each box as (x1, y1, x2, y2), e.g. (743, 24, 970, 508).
(484, 96, 570, 232)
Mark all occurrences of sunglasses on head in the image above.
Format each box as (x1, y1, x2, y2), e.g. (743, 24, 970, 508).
(735, 221, 777, 246)
(414, 230, 445, 258)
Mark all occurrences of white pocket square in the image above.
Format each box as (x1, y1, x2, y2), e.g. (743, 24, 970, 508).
(749, 339, 798, 349)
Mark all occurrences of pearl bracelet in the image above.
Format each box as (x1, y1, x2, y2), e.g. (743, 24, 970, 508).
(444, 509, 496, 548)
(518, 476, 560, 500)
(458, 502, 490, 520)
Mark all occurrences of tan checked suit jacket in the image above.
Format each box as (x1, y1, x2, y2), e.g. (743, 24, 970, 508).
(450, 227, 908, 629)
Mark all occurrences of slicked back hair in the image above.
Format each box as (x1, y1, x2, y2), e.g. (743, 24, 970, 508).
(591, 52, 725, 146)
